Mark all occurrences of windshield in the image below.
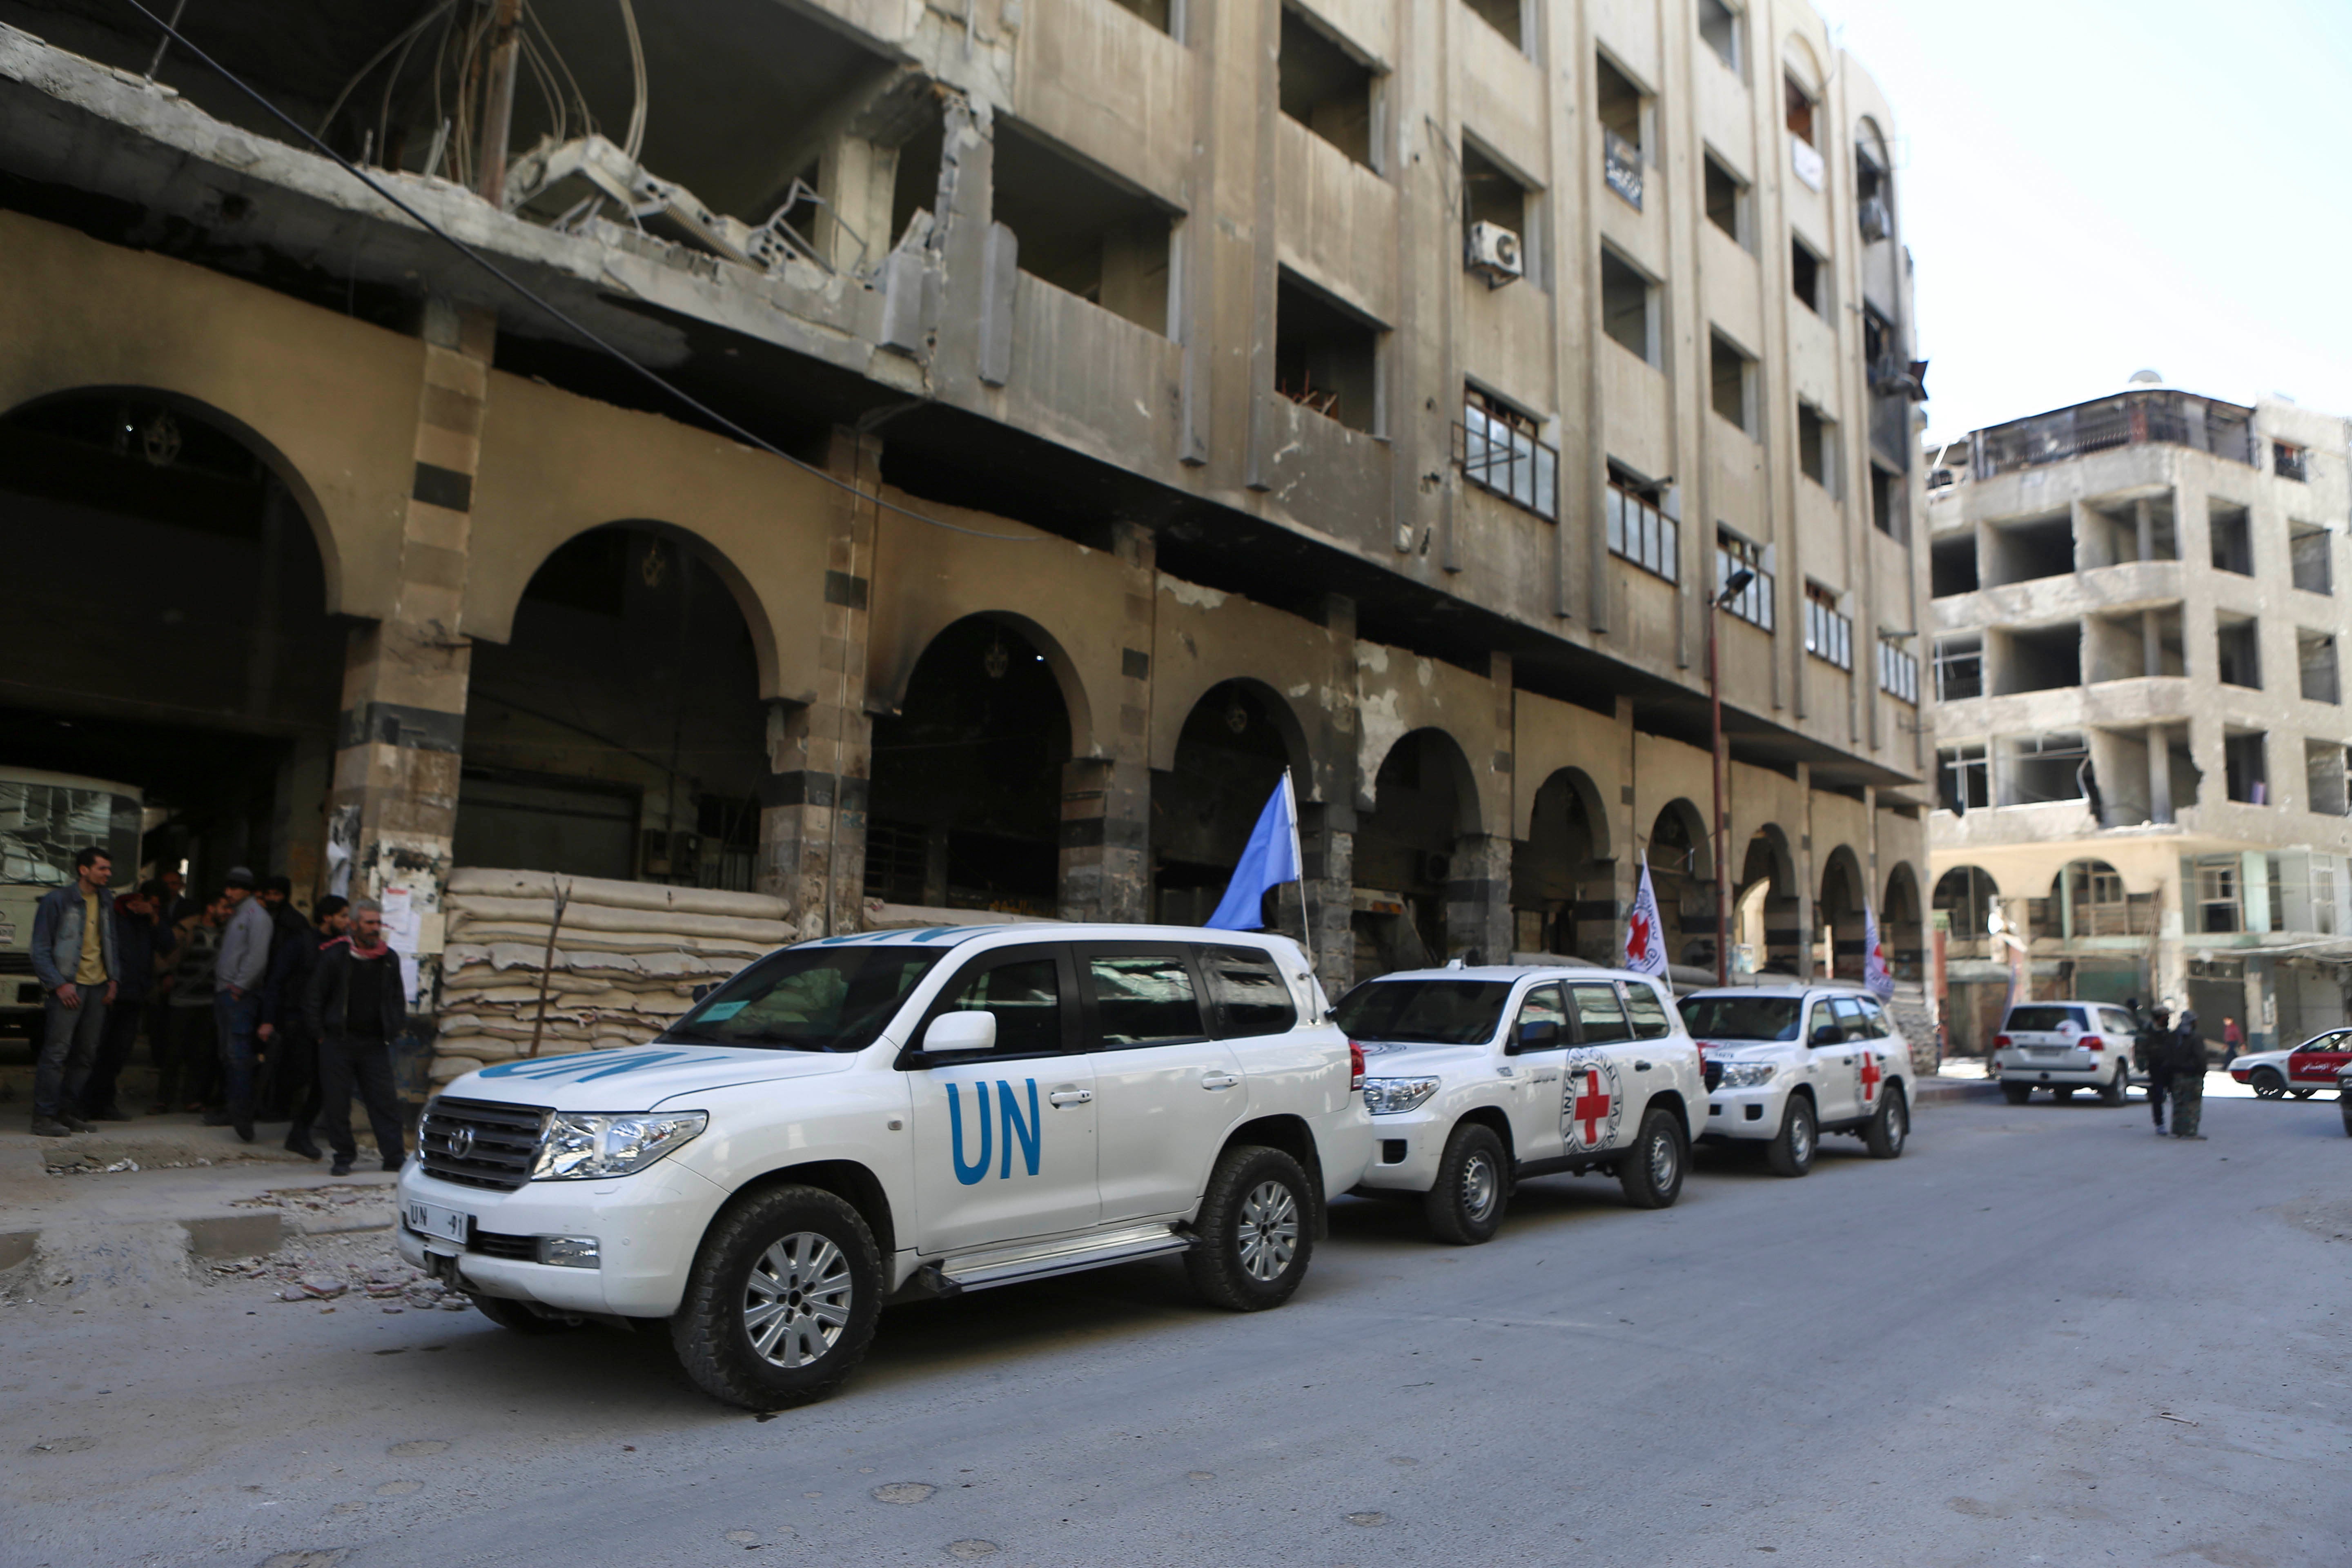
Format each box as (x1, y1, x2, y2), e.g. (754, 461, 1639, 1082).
(662, 946, 944, 1052)
(1333, 980, 1517, 1045)
(1679, 995, 1802, 1042)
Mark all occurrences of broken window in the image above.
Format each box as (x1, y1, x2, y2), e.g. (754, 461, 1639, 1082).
(1993, 623, 2081, 695)
(1716, 528, 1774, 628)
(2005, 732, 2087, 806)
(2196, 857, 2242, 931)
(1597, 55, 1646, 208)
(2216, 613, 2261, 689)
(1606, 467, 1679, 582)
(2224, 730, 2269, 805)
(1459, 387, 1557, 520)
(1463, 141, 1539, 287)
(992, 122, 1176, 334)
(1281, 5, 1379, 169)
(1697, 0, 1743, 72)
(2209, 501, 2253, 575)
(1878, 638, 1918, 704)
(2307, 741, 2350, 817)
(1601, 249, 1659, 365)
(1797, 402, 1836, 492)
(1983, 513, 2074, 587)
(1938, 745, 1990, 813)
(1274, 271, 1380, 431)
(1791, 236, 1824, 314)
(1704, 152, 1748, 247)
(2290, 521, 2332, 594)
(1463, 0, 1526, 50)
(2299, 629, 2341, 704)
(2274, 441, 2309, 482)
(1871, 466, 1902, 540)
(1934, 635, 1982, 701)
(1930, 533, 1978, 597)
(1803, 581, 1850, 668)
(1854, 143, 1890, 240)
(1711, 332, 1755, 434)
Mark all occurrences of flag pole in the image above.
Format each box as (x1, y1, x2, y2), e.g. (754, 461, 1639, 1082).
(1285, 769, 1316, 982)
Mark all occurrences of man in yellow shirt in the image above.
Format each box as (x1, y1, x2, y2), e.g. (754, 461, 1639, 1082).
(29, 847, 118, 1137)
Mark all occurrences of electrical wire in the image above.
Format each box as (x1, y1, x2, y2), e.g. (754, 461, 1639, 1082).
(117, 0, 1028, 542)
(614, 0, 647, 162)
(313, 0, 456, 143)
(522, 0, 597, 145)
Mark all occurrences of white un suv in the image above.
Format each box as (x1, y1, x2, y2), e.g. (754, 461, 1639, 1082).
(1991, 1000, 2136, 1105)
(396, 925, 1373, 1410)
(1679, 984, 1913, 1176)
(1334, 964, 1704, 1243)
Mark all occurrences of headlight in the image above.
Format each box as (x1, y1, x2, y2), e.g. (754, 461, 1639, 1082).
(1717, 1062, 1779, 1089)
(530, 1110, 708, 1181)
(1363, 1076, 1441, 1115)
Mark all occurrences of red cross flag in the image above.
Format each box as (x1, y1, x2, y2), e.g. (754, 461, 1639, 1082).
(1862, 900, 1895, 999)
(1623, 856, 1667, 976)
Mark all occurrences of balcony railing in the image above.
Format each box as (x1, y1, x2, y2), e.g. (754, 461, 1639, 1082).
(1972, 390, 2254, 478)
(1603, 129, 1643, 209)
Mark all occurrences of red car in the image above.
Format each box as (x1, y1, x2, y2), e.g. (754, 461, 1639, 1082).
(2227, 1029, 2352, 1099)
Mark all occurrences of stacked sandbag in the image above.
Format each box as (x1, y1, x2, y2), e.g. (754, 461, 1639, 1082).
(429, 869, 795, 1082)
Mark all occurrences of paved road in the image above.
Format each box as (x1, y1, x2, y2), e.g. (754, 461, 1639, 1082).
(8, 1089, 2348, 1568)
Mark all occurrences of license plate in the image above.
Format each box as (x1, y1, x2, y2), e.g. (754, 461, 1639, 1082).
(405, 1198, 472, 1247)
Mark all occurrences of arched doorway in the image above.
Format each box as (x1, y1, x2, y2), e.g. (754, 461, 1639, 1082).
(1933, 865, 1999, 942)
(865, 616, 1071, 916)
(1819, 846, 1867, 981)
(1512, 767, 1611, 960)
(1646, 799, 1717, 971)
(459, 523, 769, 888)
(1733, 824, 1799, 975)
(1883, 861, 1924, 981)
(2050, 857, 2146, 1002)
(1353, 728, 1480, 973)
(1152, 680, 1305, 927)
(0, 390, 344, 899)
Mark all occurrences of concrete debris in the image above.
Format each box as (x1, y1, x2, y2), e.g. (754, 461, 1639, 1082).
(503, 135, 827, 279)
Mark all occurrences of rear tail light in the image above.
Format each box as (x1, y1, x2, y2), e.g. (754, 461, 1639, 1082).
(1348, 1041, 1366, 1091)
(2082, 1035, 2104, 1052)
(1993, 1034, 2012, 1050)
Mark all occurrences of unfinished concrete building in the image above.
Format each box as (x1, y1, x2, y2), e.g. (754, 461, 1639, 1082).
(0, 0, 1928, 998)
(1926, 379, 2352, 1054)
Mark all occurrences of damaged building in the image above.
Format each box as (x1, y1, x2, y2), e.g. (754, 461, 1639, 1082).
(0, 0, 1928, 993)
(1926, 378, 2352, 1055)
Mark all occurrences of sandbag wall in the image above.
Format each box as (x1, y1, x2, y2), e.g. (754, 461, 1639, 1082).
(429, 869, 796, 1083)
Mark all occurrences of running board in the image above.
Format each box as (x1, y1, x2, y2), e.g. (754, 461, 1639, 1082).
(919, 1224, 1194, 1297)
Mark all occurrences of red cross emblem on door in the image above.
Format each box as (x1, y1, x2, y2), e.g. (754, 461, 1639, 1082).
(1573, 1069, 1613, 1146)
(1857, 1050, 1882, 1106)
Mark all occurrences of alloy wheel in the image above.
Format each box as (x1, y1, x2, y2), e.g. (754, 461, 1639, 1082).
(742, 1231, 853, 1368)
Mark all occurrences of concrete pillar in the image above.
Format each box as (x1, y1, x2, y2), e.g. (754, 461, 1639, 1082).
(1794, 762, 1816, 981)
(2149, 723, 2175, 823)
(2134, 497, 2154, 563)
(1301, 807, 1356, 990)
(325, 298, 491, 918)
(1057, 523, 1155, 922)
(757, 428, 876, 935)
(1308, 593, 1359, 989)
(2141, 608, 2161, 681)
(1443, 834, 1513, 964)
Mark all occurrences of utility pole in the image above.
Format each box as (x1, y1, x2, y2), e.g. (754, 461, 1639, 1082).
(476, 0, 525, 207)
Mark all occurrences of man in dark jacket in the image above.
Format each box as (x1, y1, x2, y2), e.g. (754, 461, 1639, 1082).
(28, 847, 118, 1136)
(76, 881, 169, 1121)
(2168, 1009, 2207, 1140)
(262, 896, 347, 1160)
(2133, 1002, 2174, 1134)
(304, 898, 408, 1177)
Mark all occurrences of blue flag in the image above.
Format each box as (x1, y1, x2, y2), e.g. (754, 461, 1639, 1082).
(1205, 772, 1303, 931)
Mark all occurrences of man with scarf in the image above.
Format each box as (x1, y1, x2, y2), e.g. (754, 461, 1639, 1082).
(262, 895, 348, 1160)
(304, 898, 408, 1177)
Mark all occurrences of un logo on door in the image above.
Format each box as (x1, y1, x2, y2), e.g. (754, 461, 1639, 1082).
(947, 1079, 1044, 1185)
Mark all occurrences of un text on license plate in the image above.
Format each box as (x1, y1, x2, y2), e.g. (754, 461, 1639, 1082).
(407, 1198, 471, 1246)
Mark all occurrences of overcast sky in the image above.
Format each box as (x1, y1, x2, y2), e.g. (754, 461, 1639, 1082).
(1817, 0, 2352, 443)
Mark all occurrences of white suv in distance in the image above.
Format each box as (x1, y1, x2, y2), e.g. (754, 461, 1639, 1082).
(1678, 985, 1913, 1176)
(1333, 965, 1704, 1243)
(395, 925, 1373, 1410)
(1991, 1001, 2135, 1105)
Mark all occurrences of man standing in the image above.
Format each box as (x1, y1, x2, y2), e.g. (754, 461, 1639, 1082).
(2169, 1007, 2207, 1140)
(2134, 1002, 2173, 1135)
(210, 866, 272, 1141)
(263, 895, 348, 1160)
(305, 899, 407, 1177)
(2221, 1016, 2243, 1067)
(76, 880, 168, 1122)
(156, 892, 227, 1114)
(27, 847, 117, 1137)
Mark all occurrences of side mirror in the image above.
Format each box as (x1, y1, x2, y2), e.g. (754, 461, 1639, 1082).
(1515, 1020, 1561, 1051)
(922, 1011, 998, 1053)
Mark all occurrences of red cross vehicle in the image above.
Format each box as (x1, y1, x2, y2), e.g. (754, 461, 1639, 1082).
(1676, 984, 1915, 1177)
(1332, 963, 1705, 1243)
(2227, 1028, 2352, 1100)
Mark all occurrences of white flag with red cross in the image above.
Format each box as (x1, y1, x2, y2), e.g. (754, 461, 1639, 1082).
(1863, 900, 1895, 998)
(1623, 856, 1667, 976)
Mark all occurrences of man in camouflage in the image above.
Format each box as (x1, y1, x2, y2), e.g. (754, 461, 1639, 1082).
(2133, 1002, 2173, 1134)
(2167, 1008, 2207, 1140)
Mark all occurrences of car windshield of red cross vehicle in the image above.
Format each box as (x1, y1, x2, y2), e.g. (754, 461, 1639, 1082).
(1332, 980, 1517, 1045)
(1679, 995, 1802, 1042)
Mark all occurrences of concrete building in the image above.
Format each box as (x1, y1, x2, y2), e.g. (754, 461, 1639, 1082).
(0, 0, 1927, 996)
(1924, 379, 2352, 1054)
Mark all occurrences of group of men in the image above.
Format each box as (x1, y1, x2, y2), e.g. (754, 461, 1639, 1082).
(28, 849, 409, 1175)
(2131, 1000, 2210, 1140)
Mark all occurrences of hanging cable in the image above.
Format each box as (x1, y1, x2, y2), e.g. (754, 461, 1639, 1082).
(314, 0, 457, 143)
(522, 0, 597, 143)
(615, 0, 648, 161)
(116, 0, 1033, 543)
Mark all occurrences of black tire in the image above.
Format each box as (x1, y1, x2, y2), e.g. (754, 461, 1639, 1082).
(472, 1294, 585, 1335)
(1617, 1106, 1686, 1209)
(2098, 1065, 2127, 1106)
(1763, 1094, 1816, 1178)
(2251, 1067, 2287, 1100)
(1863, 1084, 1909, 1159)
(1186, 1143, 1314, 1311)
(1423, 1122, 1510, 1245)
(2340, 1097, 2352, 1138)
(2052, 1086, 2076, 1102)
(669, 1184, 882, 1412)
(2001, 1082, 2033, 1105)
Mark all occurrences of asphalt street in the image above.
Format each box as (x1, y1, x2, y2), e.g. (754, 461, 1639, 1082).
(7, 1086, 2348, 1568)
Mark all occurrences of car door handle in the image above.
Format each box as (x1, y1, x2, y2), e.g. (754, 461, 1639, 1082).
(1200, 1074, 1239, 1091)
(1048, 1089, 1093, 1107)
(1634, 1060, 1653, 1072)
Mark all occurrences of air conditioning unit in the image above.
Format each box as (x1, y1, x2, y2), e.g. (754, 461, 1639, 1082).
(1465, 221, 1523, 288)
(1857, 196, 1891, 243)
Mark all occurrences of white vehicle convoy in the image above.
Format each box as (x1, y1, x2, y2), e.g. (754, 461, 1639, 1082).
(1988, 1000, 2138, 1105)
(395, 925, 1372, 1410)
(1677, 986, 1913, 1176)
(1332, 965, 1704, 1243)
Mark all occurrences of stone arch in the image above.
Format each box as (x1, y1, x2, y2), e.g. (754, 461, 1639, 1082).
(1514, 766, 1614, 960)
(1152, 679, 1314, 926)
(1733, 822, 1801, 975)
(1883, 859, 1925, 980)
(1360, 726, 1485, 838)
(1148, 666, 1319, 786)
(873, 607, 1099, 761)
(1819, 844, 1868, 980)
(1933, 864, 2000, 940)
(1646, 798, 1718, 971)
(1782, 31, 1826, 97)
(1646, 797, 1714, 882)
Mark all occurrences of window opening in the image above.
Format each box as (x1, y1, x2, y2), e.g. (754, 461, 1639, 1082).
(2274, 441, 2309, 482)
(1600, 248, 1659, 365)
(1984, 513, 2073, 587)
(1785, 74, 1822, 188)
(1878, 638, 1918, 704)
(1938, 744, 1989, 813)
(2209, 501, 2253, 575)
(1797, 402, 1836, 492)
(1596, 55, 1644, 208)
(2299, 629, 2340, 705)
(1790, 236, 1824, 314)
(1463, 141, 1536, 288)
(1463, 0, 1525, 51)
(2005, 732, 2087, 806)
(1784, 74, 1815, 143)
(1870, 466, 1902, 540)
(2306, 741, 2350, 818)
(2216, 614, 2261, 690)
(2290, 521, 2332, 594)
(1930, 532, 1978, 597)
(1994, 623, 2080, 695)
(1274, 271, 1380, 431)
(1697, 0, 1742, 72)
(1855, 144, 1890, 241)
(1279, 5, 1378, 169)
(1607, 468, 1678, 583)
(1703, 152, 1747, 246)
(1933, 634, 1981, 701)
(1457, 387, 1557, 521)
(991, 122, 1176, 335)
(1106, 0, 1174, 33)
(1710, 332, 1755, 434)
(2196, 857, 2241, 932)
(1715, 529, 1773, 628)
(2316, 860, 2340, 932)
(2224, 731, 2268, 805)
(1803, 581, 1850, 669)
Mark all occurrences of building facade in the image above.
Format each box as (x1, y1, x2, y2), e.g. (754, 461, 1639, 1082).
(1926, 382, 2352, 1054)
(0, 0, 1927, 993)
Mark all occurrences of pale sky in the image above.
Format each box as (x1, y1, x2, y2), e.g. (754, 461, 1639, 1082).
(1815, 0, 2352, 442)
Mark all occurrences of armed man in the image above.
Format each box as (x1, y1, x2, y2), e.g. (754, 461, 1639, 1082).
(2167, 1007, 2207, 1140)
(2133, 1000, 2173, 1134)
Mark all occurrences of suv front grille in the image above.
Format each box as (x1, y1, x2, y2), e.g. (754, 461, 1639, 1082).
(1702, 1060, 1724, 1091)
(470, 1230, 539, 1261)
(419, 1097, 548, 1191)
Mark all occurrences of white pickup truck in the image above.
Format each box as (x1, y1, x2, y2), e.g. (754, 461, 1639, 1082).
(396, 924, 1372, 1410)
